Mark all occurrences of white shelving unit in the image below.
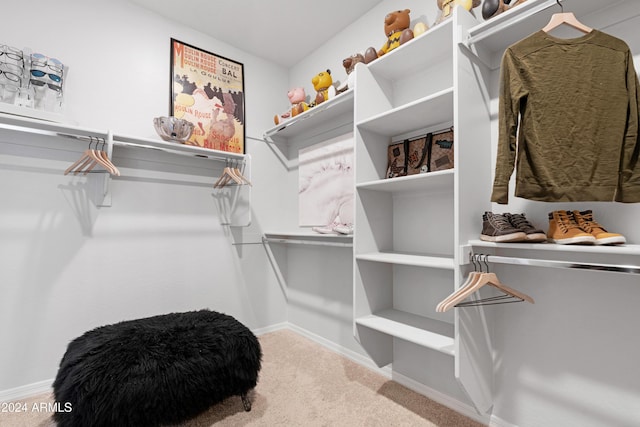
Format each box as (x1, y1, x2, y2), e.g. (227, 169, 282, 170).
(257, 0, 638, 414)
(351, 11, 498, 412)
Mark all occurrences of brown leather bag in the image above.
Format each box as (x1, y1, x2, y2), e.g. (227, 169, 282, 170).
(385, 128, 454, 179)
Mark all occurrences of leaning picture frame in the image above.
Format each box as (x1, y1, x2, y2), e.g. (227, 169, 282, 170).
(170, 38, 245, 153)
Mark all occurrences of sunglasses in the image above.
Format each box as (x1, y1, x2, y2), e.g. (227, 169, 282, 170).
(29, 79, 62, 92)
(30, 53, 63, 74)
(30, 69, 62, 82)
(0, 62, 22, 84)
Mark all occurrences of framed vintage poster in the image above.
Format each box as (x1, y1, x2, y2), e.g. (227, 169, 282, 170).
(170, 38, 245, 153)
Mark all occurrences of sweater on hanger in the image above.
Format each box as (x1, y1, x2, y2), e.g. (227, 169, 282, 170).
(491, 29, 640, 204)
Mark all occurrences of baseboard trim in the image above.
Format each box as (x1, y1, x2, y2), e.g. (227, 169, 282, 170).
(0, 379, 52, 403)
(392, 371, 492, 425)
(284, 322, 392, 378)
(252, 322, 288, 336)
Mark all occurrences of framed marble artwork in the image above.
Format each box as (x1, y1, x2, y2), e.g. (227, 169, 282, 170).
(298, 133, 354, 227)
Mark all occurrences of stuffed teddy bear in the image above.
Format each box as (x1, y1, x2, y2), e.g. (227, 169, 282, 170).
(274, 87, 309, 125)
(336, 54, 365, 94)
(435, 0, 481, 25)
(482, 0, 527, 20)
(378, 9, 414, 57)
(311, 69, 336, 106)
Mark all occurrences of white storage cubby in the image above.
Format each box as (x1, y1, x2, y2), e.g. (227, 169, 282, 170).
(353, 7, 495, 413)
(353, 12, 457, 363)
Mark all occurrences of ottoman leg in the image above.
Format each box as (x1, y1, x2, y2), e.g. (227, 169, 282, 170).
(241, 393, 252, 412)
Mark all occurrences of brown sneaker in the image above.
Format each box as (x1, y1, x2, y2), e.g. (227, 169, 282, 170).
(547, 210, 596, 245)
(504, 213, 547, 243)
(572, 210, 626, 245)
(480, 212, 526, 242)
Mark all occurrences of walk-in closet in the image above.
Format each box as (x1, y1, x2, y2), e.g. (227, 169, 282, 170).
(1, 1, 639, 426)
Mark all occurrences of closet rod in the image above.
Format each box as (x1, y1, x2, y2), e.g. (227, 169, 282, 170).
(463, 0, 559, 47)
(262, 237, 353, 248)
(479, 254, 640, 275)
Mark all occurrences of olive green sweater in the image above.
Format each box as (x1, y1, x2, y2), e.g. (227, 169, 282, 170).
(491, 30, 640, 204)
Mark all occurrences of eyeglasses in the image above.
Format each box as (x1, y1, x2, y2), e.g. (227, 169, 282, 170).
(0, 45, 24, 62)
(30, 69, 62, 82)
(0, 62, 23, 84)
(30, 53, 63, 74)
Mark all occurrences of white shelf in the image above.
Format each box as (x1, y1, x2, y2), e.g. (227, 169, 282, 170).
(264, 232, 352, 247)
(262, 89, 354, 143)
(357, 169, 454, 193)
(468, 240, 640, 256)
(463, 0, 634, 68)
(356, 252, 455, 269)
(368, 19, 454, 80)
(113, 133, 246, 161)
(356, 309, 455, 356)
(0, 111, 105, 139)
(356, 87, 454, 137)
(0, 112, 247, 163)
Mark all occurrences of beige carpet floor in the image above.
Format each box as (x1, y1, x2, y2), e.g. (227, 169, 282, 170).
(1, 329, 485, 426)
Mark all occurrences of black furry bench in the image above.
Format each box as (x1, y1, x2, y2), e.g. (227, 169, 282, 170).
(52, 309, 262, 427)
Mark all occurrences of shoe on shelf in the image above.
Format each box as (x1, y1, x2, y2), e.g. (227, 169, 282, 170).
(547, 210, 596, 245)
(333, 223, 353, 235)
(312, 221, 340, 234)
(480, 211, 527, 242)
(571, 210, 626, 245)
(504, 213, 547, 243)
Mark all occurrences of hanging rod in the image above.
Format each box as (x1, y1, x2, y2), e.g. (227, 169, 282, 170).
(478, 254, 640, 275)
(262, 236, 353, 248)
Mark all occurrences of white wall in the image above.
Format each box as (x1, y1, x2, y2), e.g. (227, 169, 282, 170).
(0, 0, 289, 395)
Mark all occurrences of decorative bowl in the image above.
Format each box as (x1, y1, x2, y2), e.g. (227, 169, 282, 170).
(153, 116, 195, 143)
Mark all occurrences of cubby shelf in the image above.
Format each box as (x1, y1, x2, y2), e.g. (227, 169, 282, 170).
(355, 309, 455, 356)
(356, 169, 454, 193)
(367, 19, 454, 79)
(356, 87, 454, 137)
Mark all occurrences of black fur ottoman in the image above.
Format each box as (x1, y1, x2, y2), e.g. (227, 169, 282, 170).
(52, 309, 261, 427)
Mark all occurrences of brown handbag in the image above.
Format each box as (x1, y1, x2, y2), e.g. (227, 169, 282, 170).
(386, 128, 453, 179)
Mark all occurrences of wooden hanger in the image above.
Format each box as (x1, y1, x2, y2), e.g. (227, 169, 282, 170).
(233, 163, 252, 186)
(64, 137, 120, 176)
(436, 255, 534, 312)
(436, 254, 483, 312)
(214, 162, 243, 188)
(542, 1, 592, 34)
(214, 160, 251, 188)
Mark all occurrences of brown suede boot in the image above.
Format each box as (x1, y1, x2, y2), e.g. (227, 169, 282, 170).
(547, 210, 595, 245)
(572, 210, 626, 245)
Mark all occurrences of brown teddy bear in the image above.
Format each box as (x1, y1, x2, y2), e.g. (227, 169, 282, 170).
(378, 9, 414, 57)
(336, 54, 365, 94)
